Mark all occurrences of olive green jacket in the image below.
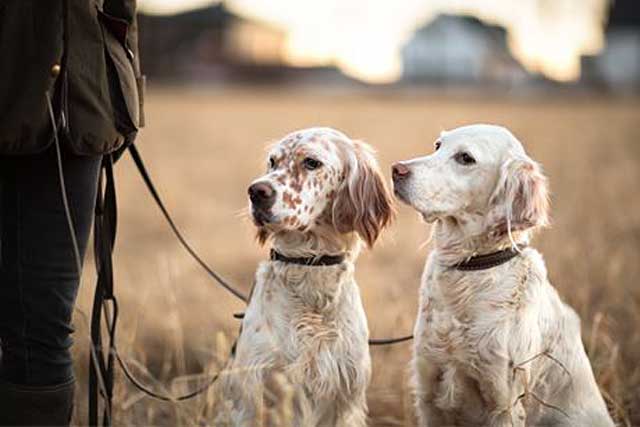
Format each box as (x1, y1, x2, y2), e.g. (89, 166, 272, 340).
(0, 0, 144, 155)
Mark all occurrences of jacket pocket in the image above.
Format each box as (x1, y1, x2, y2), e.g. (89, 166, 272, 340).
(97, 10, 139, 137)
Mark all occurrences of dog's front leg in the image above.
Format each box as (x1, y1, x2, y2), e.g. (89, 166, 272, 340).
(413, 358, 451, 427)
(478, 361, 527, 427)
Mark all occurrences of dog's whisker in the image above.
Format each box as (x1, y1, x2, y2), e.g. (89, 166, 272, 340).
(235, 207, 250, 219)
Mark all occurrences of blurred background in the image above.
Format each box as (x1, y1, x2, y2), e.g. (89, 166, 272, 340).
(72, 0, 640, 425)
(135, 0, 640, 89)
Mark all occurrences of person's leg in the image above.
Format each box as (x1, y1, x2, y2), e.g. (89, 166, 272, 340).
(0, 145, 101, 425)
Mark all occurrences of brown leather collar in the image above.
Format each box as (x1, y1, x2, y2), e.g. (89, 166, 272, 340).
(270, 249, 345, 266)
(452, 245, 526, 271)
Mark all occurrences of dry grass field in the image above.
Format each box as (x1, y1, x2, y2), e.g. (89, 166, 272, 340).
(71, 86, 640, 426)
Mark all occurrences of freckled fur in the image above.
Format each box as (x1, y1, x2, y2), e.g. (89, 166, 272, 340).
(214, 127, 394, 426)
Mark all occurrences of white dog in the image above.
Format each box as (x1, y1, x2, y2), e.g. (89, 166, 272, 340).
(392, 124, 613, 427)
(214, 127, 393, 426)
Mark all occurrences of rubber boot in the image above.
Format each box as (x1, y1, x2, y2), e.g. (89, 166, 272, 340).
(0, 378, 75, 426)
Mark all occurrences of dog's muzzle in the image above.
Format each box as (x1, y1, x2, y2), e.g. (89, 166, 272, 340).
(391, 162, 411, 204)
(248, 181, 276, 225)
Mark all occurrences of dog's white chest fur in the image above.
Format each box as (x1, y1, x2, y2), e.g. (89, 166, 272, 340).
(413, 249, 614, 427)
(218, 260, 371, 426)
(247, 261, 369, 393)
(417, 252, 534, 367)
(414, 253, 528, 419)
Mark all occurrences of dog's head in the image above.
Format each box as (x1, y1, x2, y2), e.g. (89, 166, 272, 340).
(392, 124, 549, 237)
(249, 127, 394, 248)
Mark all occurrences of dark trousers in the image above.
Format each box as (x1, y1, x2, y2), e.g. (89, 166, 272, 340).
(0, 145, 101, 386)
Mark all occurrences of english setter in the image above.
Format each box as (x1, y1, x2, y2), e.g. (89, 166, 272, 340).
(392, 124, 613, 427)
(214, 127, 393, 426)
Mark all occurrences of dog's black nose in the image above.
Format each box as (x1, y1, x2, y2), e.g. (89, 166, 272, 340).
(248, 182, 275, 207)
(392, 162, 411, 181)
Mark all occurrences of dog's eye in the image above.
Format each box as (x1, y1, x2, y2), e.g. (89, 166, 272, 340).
(268, 157, 276, 170)
(454, 152, 476, 165)
(434, 141, 441, 151)
(302, 157, 322, 170)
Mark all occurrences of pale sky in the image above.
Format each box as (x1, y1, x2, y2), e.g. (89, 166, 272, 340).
(139, 0, 610, 83)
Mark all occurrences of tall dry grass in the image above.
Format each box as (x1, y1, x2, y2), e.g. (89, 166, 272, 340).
(70, 86, 640, 426)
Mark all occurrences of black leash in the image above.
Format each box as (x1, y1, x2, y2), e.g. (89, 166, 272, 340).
(128, 144, 248, 303)
(88, 153, 225, 422)
(369, 335, 414, 345)
(113, 347, 219, 402)
(90, 156, 119, 427)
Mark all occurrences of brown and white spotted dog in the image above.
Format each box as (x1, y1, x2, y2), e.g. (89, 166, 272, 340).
(214, 127, 394, 427)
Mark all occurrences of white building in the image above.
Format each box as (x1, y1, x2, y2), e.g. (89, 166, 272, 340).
(401, 14, 528, 84)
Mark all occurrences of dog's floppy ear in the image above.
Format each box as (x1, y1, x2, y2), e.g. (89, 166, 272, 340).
(489, 154, 550, 233)
(332, 141, 394, 247)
